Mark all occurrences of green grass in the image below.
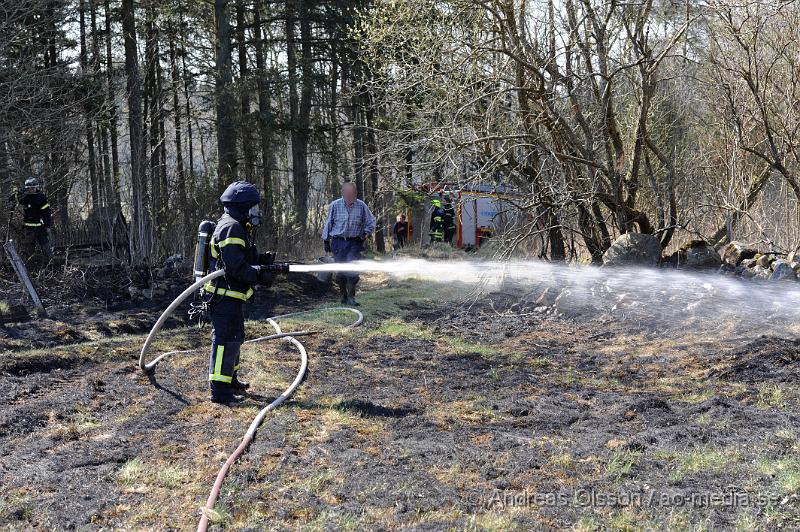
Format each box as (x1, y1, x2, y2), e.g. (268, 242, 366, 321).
(117, 458, 190, 489)
(447, 337, 496, 356)
(548, 452, 574, 469)
(757, 457, 800, 494)
(201, 505, 232, 526)
(299, 470, 337, 493)
(734, 511, 759, 532)
(527, 356, 550, 368)
(756, 384, 786, 409)
(117, 458, 146, 485)
(0, 492, 33, 522)
(573, 516, 601, 532)
(356, 279, 463, 318)
(370, 318, 433, 340)
(52, 405, 101, 439)
(301, 509, 364, 531)
(606, 450, 641, 478)
(606, 509, 643, 531)
(667, 448, 736, 482)
(681, 389, 715, 404)
(369, 316, 495, 357)
(466, 511, 521, 531)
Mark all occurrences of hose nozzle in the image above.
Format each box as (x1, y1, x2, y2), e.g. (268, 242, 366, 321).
(260, 263, 291, 273)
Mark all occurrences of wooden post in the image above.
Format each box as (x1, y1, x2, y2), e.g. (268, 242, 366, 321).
(3, 241, 47, 318)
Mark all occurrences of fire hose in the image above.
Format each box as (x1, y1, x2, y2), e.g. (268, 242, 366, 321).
(137, 268, 363, 531)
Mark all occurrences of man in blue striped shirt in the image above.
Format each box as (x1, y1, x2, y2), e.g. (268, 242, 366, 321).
(322, 182, 376, 305)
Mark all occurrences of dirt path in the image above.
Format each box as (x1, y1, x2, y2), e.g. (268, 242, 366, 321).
(1, 277, 799, 530)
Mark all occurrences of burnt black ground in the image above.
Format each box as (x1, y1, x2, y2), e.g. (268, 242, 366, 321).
(0, 276, 799, 530)
(0, 269, 331, 352)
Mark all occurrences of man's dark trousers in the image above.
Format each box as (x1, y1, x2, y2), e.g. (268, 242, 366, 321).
(23, 226, 51, 259)
(331, 237, 363, 285)
(208, 297, 244, 392)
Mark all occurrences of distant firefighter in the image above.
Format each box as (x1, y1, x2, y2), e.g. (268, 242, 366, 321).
(392, 213, 412, 249)
(429, 198, 445, 243)
(442, 199, 456, 245)
(16, 176, 53, 261)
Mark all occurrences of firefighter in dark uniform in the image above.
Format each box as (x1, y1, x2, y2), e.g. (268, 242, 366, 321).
(205, 181, 275, 404)
(429, 198, 445, 243)
(18, 177, 53, 260)
(443, 199, 456, 245)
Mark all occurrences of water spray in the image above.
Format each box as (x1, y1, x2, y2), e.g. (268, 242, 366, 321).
(291, 258, 800, 335)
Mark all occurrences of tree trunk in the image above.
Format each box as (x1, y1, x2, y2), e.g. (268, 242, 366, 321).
(90, 0, 112, 209)
(215, 0, 238, 188)
(710, 166, 772, 248)
(144, 9, 160, 231)
(168, 20, 188, 253)
(326, 39, 341, 200)
(79, 0, 100, 212)
(179, 10, 195, 182)
(363, 91, 385, 253)
(236, 0, 254, 183)
(351, 100, 365, 196)
(104, 0, 121, 204)
(0, 129, 9, 229)
(254, 3, 276, 243)
(122, 0, 151, 263)
(286, 0, 313, 233)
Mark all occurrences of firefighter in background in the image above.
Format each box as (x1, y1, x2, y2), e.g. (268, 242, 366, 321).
(429, 198, 445, 243)
(442, 198, 456, 245)
(205, 181, 276, 404)
(17, 177, 53, 261)
(392, 213, 412, 249)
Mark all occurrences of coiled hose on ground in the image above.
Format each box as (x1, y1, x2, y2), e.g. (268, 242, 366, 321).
(137, 269, 363, 531)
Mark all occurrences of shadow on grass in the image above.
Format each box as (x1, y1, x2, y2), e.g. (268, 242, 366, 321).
(146, 374, 190, 405)
(293, 397, 417, 418)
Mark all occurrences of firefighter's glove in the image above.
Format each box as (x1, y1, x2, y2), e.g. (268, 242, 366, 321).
(257, 251, 276, 266)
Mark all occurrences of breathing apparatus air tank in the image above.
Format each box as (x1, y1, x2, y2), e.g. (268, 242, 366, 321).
(193, 220, 217, 282)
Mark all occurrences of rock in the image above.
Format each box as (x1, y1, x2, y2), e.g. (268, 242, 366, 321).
(718, 263, 736, 275)
(770, 260, 796, 281)
(128, 286, 144, 301)
(739, 266, 755, 279)
(663, 250, 681, 268)
(722, 241, 758, 266)
(791, 262, 800, 272)
(554, 288, 591, 316)
(756, 254, 774, 269)
(534, 287, 556, 306)
(602, 233, 662, 267)
(753, 265, 771, 280)
(553, 289, 573, 313)
(682, 241, 722, 269)
(740, 258, 757, 269)
(152, 284, 168, 297)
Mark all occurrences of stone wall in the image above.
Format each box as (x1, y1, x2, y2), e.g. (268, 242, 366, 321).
(718, 241, 800, 281)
